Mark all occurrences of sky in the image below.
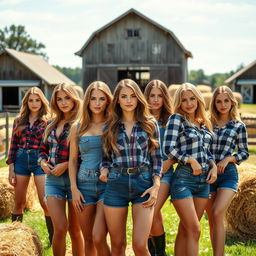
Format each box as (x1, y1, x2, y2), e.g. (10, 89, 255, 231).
(0, 0, 255, 75)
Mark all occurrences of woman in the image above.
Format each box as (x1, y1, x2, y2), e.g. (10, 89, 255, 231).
(99, 79, 162, 256)
(69, 81, 112, 256)
(163, 82, 217, 256)
(206, 86, 249, 256)
(144, 80, 173, 256)
(38, 83, 84, 256)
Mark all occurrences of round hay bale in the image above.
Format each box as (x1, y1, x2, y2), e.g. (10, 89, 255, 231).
(196, 84, 212, 93)
(0, 129, 5, 152)
(226, 164, 256, 240)
(0, 222, 43, 256)
(233, 92, 242, 108)
(168, 84, 181, 98)
(74, 85, 84, 99)
(202, 92, 213, 110)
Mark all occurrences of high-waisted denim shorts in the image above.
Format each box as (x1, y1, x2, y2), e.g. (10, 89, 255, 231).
(170, 165, 210, 201)
(210, 163, 238, 193)
(45, 171, 72, 200)
(161, 166, 173, 185)
(77, 169, 106, 205)
(104, 169, 153, 208)
(14, 148, 45, 176)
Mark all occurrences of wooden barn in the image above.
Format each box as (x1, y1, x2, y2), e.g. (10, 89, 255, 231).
(0, 48, 75, 111)
(76, 8, 192, 91)
(225, 60, 256, 104)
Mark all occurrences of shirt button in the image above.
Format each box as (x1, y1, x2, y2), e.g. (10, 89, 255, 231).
(130, 157, 132, 160)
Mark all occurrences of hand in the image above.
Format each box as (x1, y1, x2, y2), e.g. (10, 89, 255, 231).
(8, 164, 16, 186)
(71, 188, 85, 213)
(99, 168, 109, 182)
(141, 183, 160, 208)
(51, 162, 67, 176)
(217, 158, 230, 174)
(206, 165, 217, 184)
(188, 158, 202, 176)
(40, 160, 54, 175)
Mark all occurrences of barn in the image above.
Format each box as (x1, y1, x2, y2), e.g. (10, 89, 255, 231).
(76, 8, 192, 91)
(0, 48, 75, 111)
(225, 60, 256, 104)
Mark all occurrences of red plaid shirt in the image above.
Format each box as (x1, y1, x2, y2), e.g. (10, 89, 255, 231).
(6, 118, 47, 165)
(38, 122, 70, 166)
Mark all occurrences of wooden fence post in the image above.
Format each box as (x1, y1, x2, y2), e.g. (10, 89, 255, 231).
(5, 112, 9, 158)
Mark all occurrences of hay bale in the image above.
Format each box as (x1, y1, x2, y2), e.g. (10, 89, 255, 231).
(0, 222, 43, 256)
(201, 92, 213, 110)
(168, 84, 181, 98)
(197, 84, 212, 93)
(226, 163, 256, 240)
(233, 92, 242, 107)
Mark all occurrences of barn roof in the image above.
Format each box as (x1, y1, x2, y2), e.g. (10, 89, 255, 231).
(75, 8, 192, 58)
(225, 59, 256, 84)
(1, 48, 75, 85)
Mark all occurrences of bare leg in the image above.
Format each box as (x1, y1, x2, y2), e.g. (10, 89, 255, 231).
(205, 193, 216, 243)
(104, 205, 128, 256)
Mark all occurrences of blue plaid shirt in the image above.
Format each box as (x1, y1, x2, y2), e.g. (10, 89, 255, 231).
(101, 120, 163, 176)
(210, 120, 249, 164)
(163, 114, 213, 171)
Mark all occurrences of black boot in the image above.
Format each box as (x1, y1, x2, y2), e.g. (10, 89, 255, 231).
(148, 237, 155, 256)
(45, 216, 54, 245)
(152, 233, 167, 256)
(12, 213, 23, 222)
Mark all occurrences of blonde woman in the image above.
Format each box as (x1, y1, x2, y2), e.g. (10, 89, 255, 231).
(144, 80, 173, 256)
(206, 86, 249, 256)
(38, 83, 84, 256)
(69, 81, 112, 256)
(99, 79, 162, 256)
(163, 83, 217, 256)
(7, 87, 53, 242)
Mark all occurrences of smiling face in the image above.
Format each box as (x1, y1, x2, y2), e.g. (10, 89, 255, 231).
(56, 90, 74, 114)
(89, 89, 108, 114)
(180, 90, 198, 117)
(148, 87, 164, 111)
(27, 94, 42, 114)
(215, 92, 232, 115)
(118, 86, 138, 113)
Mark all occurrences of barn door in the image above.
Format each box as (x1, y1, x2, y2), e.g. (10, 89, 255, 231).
(241, 85, 253, 103)
(150, 67, 168, 84)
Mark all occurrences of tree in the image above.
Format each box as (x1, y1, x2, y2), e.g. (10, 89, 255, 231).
(0, 24, 47, 58)
(54, 66, 82, 85)
(188, 69, 207, 85)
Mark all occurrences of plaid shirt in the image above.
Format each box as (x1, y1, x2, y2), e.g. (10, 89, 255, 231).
(38, 122, 70, 166)
(6, 118, 46, 165)
(163, 114, 213, 171)
(101, 120, 163, 176)
(210, 120, 249, 164)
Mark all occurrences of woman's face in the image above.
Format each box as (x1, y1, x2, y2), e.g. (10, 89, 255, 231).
(27, 94, 42, 113)
(89, 89, 108, 114)
(215, 93, 232, 115)
(56, 90, 74, 113)
(148, 87, 164, 111)
(118, 86, 138, 113)
(180, 90, 198, 115)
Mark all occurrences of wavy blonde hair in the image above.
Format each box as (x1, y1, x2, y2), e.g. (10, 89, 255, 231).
(15, 87, 50, 135)
(144, 80, 172, 127)
(210, 85, 240, 126)
(44, 83, 81, 143)
(102, 79, 159, 155)
(173, 83, 212, 131)
(78, 81, 113, 137)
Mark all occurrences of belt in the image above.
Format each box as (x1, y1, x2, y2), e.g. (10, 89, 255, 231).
(111, 166, 149, 174)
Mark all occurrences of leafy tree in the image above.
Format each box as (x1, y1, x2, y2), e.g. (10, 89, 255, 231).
(0, 24, 47, 58)
(188, 69, 207, 85)
(54, 66, 82, 85)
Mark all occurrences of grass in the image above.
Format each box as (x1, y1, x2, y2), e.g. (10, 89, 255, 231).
(240, 104, 256, 115)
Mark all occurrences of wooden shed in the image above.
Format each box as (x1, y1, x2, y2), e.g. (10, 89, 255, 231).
(225, 60, 256, 104)
(76, 8, 192, 91)
(0, 48, 75, 111)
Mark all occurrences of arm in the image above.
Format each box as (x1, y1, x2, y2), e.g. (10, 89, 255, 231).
(206, 160, 217, 184)
(6, 119, 19, 165)
(38, 138, 53, 174)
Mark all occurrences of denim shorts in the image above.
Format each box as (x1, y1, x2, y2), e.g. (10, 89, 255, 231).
(77, 169, 106, 205)
(210, 163, 238, 193)
(45, 171, 72, 200)
(14, 148, 45, 176)
(104, 169, 153, 208)
(161, 166, 173, 185)
(170, 165, 210, 200)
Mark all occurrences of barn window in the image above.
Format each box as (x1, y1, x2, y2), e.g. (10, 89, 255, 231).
(152, 43, 161, 55)
(107, 43, 114, 53)
(126, 29, 140, 38)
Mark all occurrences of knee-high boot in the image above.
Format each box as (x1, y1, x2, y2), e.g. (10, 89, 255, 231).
(148, 237, 155, 256)
(45, 216, 54, 245)
(11, 213, 23, 222)
(151, 233, 167, 256)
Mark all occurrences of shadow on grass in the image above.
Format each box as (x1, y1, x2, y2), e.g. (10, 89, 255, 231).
(226, 234, 256, 247)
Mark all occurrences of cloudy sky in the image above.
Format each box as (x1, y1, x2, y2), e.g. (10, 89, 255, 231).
(0, 0, 255, 74)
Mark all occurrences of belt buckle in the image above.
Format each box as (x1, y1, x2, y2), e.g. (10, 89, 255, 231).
(126, 168, 134, 174)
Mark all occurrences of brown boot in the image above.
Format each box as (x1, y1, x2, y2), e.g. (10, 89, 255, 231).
(12, 213, 23, 222)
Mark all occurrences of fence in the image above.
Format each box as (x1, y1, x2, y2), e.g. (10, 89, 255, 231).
(241, 116, 256, 146)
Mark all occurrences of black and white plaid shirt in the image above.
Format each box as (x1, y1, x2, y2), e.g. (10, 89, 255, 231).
(210, 120, 249, 164)
(163, 114, 213, 171)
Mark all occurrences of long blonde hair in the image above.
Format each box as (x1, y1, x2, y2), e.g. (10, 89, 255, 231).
(144, 80, 172, 127)
(210, 85, 240, 126)
(15, 87, 50, 135)
(78, 81, 113, 137)
(102, 79, 159, 155)
(173, 83, 212, 131)
(44, 83, 81, 142)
